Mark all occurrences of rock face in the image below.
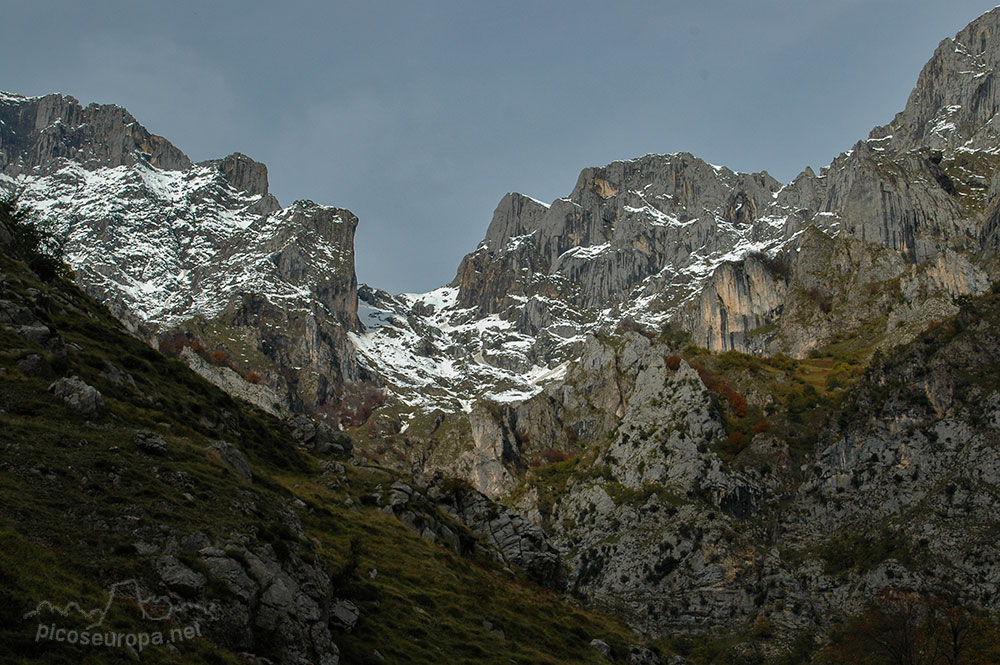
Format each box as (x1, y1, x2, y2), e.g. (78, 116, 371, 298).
(209, 440, 253, 482)
(872, 9, 1000, 155)
(0, 92, 190, 174)
(382, 475, 568, 592)
(488, 289, 1000, 639)
(0, 91, 367, 417)
(503, 335, 771, 633)
(353, 36, 1000, 415)
(153, 533, 343, 665)
(453, 156, 782, 315)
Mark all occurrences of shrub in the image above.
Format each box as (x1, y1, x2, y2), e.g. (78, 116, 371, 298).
(157, 330, 205, 357)
(748, 250, 791, 280)
(690, 362, 748, 417)
(665, 354, 682, 370)
(0, 199, 69, 281)
(805, 286, 833, 313)
(541, 448, 571, 464)
(726, 430, 746, 455)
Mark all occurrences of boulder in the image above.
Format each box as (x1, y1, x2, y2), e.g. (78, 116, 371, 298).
(210, 440, 253, 482)
(134, 429, 168, 455)
(48, 376, 103, 417)
(330, 599, 360, 631)
(590, 639, 611, 657)
(154, 555, 206, 595)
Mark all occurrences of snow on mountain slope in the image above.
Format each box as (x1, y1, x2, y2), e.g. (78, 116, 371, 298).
(348, 161, 797, 411)
(351, 285, 569, 409)
(5, 158, 268, 322)
(8, 2, 1000, 420)
(0, 92, 364, 413)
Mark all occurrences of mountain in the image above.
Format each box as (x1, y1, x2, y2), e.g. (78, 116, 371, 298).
(351, 12, 1000, 414)
(341, 6, 1000, 653)
(7, 6, 1000, 663)
(0, 199, 647, 664)
(0, 91, 367, 418)
(344, 9, 1000, 496)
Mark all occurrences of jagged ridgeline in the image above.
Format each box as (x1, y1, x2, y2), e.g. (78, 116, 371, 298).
(0, 201, 648, 663)
(5, 5, 1000, 664)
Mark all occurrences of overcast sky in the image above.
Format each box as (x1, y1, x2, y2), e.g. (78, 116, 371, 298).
(2, 1, 998, 293)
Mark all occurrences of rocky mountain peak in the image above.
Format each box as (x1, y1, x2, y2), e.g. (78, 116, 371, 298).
(0, 91, 191, 175)
(871, 7, 1000, 154)
(451, 152, 783, 319)
(355, 9, 1000, 415)
(201, 151, 272, 199)
(0, 92, 368, 417)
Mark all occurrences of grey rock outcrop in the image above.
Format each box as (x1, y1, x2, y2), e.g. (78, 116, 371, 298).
(209, 440, 253, 482)
(0, 92, 190, 175)
(456, 404, 522, 498)
(155, 555, 206, 595)
(383, 476, 568, 592)
(134, 429, 168, 455)
(329, 599, 360, 632)
(185, 538, 342, 665)
(287, 414, 353, 457)
(48, 376, 103, 417)
(181, 347, 288, 418)
(872, 8, 1000, 155)
(453, 155, 782, 316)
(506, 337, 767, 633)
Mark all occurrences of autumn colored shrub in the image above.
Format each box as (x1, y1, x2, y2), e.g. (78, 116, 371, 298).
(209, 350, 228, 365)
(322, 382, 388, 427)
(159, 330, 199, 355)
(690, 362, 748, 417)
(665, 354, 682, 370)
(542, 448, 571, 464)
(725, 389, 748, 417)
(725, 430, 746, 455)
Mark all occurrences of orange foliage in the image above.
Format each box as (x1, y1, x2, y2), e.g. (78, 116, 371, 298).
(542, 448, 571, 464)
(726, 430, 746, 455)
(690, 362, 748, 417)
(158, 330, 204, 356)
(317, 383, 388, 428)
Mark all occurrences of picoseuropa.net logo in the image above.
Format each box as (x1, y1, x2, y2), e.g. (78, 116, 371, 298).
(24, 579, 207, 653)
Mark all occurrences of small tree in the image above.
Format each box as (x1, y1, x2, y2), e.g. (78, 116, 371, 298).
(0, 198, 69, 281)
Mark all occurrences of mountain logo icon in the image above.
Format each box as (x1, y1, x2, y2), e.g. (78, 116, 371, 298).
(24, 579, 193, 630)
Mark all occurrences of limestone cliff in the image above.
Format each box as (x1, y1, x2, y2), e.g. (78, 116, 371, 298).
(0, 92, 367, 418)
